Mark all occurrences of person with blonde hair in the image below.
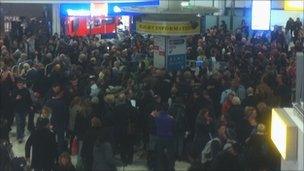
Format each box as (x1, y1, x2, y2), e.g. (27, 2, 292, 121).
(54, 152, 76, 171)
(256, 102, 271, 135)
(35, 105, 53, 131)
(227, 96, 244, 125)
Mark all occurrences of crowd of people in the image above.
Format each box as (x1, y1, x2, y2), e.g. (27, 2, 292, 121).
(0, 17, 303, 171)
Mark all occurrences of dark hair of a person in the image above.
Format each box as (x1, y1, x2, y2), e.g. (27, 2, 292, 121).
(216, 121, 227, 131)
(199, 108, 209, 117)
(155, 102, 168, 112)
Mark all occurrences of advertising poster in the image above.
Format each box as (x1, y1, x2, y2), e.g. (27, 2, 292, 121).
(166, 36, 186, 71)
(153, 35, 166, 68)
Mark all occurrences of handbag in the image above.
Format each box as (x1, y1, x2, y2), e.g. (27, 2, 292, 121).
(71, 137, 79, 156)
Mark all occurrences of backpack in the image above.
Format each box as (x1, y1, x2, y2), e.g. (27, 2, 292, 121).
(201, 138, 235, 164)
(201, 138, 220, 164)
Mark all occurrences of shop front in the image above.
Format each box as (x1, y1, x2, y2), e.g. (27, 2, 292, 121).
(60, 0, 159, 36)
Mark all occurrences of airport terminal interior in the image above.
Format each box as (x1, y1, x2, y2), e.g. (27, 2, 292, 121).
(0, 0, 303, 171)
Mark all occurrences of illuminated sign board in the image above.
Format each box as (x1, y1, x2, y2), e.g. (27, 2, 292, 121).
(61, 0, 159, 16)
(136, 21, 200, 36)
(251, 0, 271, 30)
(271, 108, 298, 160)
(284, 0, 304, 11)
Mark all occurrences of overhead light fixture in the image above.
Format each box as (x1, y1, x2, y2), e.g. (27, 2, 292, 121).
(113, 6, 122, 13)
(181, 1, 190, 7)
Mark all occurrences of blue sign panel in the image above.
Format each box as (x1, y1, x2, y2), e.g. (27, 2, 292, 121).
(166, 54, 186, 71)
(61, 0, 159, 16)
(60, 4, 90, 16)
(108, 0, 159, 16)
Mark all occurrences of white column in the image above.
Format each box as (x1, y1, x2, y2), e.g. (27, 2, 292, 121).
(214, 0, 226, 15)
(52, 4, 60, 36)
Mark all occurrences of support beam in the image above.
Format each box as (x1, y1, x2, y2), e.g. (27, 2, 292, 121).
(296, 52, 304, 103)
(52, 4, 61, 36)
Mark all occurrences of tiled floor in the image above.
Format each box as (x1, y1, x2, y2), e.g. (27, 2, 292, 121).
(10, 123, 190, 171)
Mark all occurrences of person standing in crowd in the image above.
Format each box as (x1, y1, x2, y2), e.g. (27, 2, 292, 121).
(45, 82, 69, 154)
(285, 18, 295, 37)
(25, 118, 57, 171)
(227, 96, 244, 125)
(1, 17, 300, 171)
(92, 132, 121, 171)
(193, 108, 215, 155)
(242, 87, 257, 107)
(237, 107, 258, 145)
(294, 17, 303, 40)
(81, 117, 102, 170)
(168, 96, 186, 160)
(54, 152, 76, 171)
(201, 122, 233, 169)
(114, 93, 136, 165)
(211, 142, 242, 171)
(12, 78, 33, 143)
(244, 123, 273, 171)
(0, 66, 15, 140)
(154, 104, 175, 171)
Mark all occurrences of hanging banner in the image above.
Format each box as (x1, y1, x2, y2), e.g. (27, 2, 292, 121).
(136, 21, 200, 36)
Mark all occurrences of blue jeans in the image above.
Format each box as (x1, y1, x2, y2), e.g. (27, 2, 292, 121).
(15, 112, 26, 140)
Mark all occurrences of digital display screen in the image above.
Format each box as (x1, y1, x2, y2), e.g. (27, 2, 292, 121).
(251, 0, 271, 30)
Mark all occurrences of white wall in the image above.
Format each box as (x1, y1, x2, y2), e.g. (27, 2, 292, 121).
(270, 10, 304, 28)
(190, 0, 213, 7)
(282, 108, 304, 171)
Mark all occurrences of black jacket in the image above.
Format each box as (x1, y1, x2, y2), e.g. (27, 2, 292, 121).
(81, 127, 102, 169)
(25, 128, 57, 169)
(211, 151, 242, 171)
(12, 87, 33, 113)
(46, 98, 69, 131)
(92, 142, 118, 171)
(242, 95, 257, 107)
(228, 105, 244, 124)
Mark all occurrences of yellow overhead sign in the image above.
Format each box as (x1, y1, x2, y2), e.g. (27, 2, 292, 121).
(136, 21, 200, 36)
(284, 0, 304, 11)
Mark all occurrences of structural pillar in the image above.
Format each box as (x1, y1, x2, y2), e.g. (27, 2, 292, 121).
(296, 51, 304, 102)
(52, 4, 61, 36)
(0, 6, 5, 38)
